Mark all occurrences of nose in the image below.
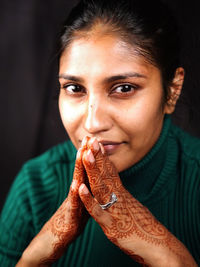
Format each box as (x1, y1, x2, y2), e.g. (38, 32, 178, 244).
(83, 96, 112, 134)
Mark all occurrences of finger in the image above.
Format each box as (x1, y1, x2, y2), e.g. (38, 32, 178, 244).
(73, 148, 86, 185)
(79, 183, 105, 223)
(82, 148, 114, 205)
(89, 138, 122, 190)
(88, 137, 106, 162)
(82, 136, 104, 163)
(99, 142, 105, 155)
(87, 138, 119, 182)
(82, 137, 122, 202)
(81, 135, 90, 151)
(68, 148, 86, 203)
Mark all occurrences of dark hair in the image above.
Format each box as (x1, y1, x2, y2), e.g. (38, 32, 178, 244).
(59, 0, 180, 100)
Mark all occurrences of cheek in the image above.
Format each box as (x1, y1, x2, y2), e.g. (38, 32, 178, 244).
(117, 95, 164, 136)
(133, 101, 163, 122)
(59, 97, 81, 138)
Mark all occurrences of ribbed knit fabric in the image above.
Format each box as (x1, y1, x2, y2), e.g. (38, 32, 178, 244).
(0, 115, 200, 266)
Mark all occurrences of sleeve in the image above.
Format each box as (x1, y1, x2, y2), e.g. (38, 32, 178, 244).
(0, 143, 74, 267)
(0, 166, 35, 267)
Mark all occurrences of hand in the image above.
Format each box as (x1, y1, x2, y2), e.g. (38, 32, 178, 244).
(41, 146, 89, 256)
(17, 147, 89, 266)
(78, 137, 149, 265)
(78, 137, 197, 267)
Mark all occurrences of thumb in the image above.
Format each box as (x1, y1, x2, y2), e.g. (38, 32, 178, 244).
(68, 148, 87, 201)
(79, 184, 104, 220)
(73, 148, 86, 184)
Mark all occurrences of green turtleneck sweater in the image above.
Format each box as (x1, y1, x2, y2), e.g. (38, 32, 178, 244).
(0, 116, 200, 266)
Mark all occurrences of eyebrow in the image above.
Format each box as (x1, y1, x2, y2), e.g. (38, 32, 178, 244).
(58, 74, 84, 82)
(58, 72, 147, 83)
(104, 72, 147, 83)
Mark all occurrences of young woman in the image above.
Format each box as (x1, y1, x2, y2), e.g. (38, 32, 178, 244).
(0, 0, 199, 266)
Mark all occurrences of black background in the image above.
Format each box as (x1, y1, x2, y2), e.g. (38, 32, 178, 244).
(1, 0, 200, 211)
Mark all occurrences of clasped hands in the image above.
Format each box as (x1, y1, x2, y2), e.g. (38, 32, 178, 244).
(19, 136, 197, 267)
(67, 135, 136, 245)
(38, 136, 144, 264)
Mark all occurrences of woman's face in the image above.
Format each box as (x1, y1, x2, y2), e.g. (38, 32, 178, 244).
(59, 35, 170, 172)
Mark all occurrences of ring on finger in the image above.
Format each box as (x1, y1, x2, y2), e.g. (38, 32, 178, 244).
(99, 192, 118, 210)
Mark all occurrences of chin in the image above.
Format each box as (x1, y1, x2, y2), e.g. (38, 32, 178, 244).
(108, 156, 126, 173)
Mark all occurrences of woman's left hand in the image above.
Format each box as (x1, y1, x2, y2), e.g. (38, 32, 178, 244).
(78, 137, 198, 267)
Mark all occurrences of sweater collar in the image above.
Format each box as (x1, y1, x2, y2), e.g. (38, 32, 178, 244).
(119, 115, 172, 204)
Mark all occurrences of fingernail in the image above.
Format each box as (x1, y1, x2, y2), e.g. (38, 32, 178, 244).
(99, 143, 105, 154)
(91, 137, 99, 151)
(87, 149, 95, 163)
(76, 148, 82, 159)
(81, 136, 88, 147)
(79, 183, 89, 194)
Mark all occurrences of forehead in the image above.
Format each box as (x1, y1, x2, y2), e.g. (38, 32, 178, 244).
(59, 35, 158, 78)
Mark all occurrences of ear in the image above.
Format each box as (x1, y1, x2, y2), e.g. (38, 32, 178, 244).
(164, 67, 185, 114)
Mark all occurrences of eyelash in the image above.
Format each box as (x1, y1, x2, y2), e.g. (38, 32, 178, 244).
(63, 84, 83, 94)
(62, 83, 139, 96)
(111, 84, 138, 94)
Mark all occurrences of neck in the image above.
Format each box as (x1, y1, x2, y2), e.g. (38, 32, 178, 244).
(119, 115, 171, 202)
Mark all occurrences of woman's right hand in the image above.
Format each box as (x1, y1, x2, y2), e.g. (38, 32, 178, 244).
(16, 147, 89, 267)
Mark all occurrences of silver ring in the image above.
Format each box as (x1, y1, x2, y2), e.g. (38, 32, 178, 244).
(99, 192, 118, 210)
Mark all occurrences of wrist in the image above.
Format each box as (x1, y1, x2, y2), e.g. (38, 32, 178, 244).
(16, 246, 52, 267)
(16, 230, 57, 267)
(116, 235, 197, 267)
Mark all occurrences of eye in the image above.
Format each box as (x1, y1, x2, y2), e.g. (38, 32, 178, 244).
(112, 84, 137, 94)
(63, 84, 84, 94)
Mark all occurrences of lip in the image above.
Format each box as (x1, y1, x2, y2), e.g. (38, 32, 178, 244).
(99, 140, 124, 155)
(79, 138, 125, 155)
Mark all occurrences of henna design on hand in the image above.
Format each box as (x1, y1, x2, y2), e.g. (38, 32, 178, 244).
(38, 147, 89, 265)
(80, 137, 197, 267)
(83, 140, 122, 204)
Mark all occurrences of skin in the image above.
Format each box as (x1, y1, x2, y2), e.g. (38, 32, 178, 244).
(16, 33, 196, 266)
(79, 137, 197, 266)
(16, 147, 89, 266)
(58, 34, 173, 172)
